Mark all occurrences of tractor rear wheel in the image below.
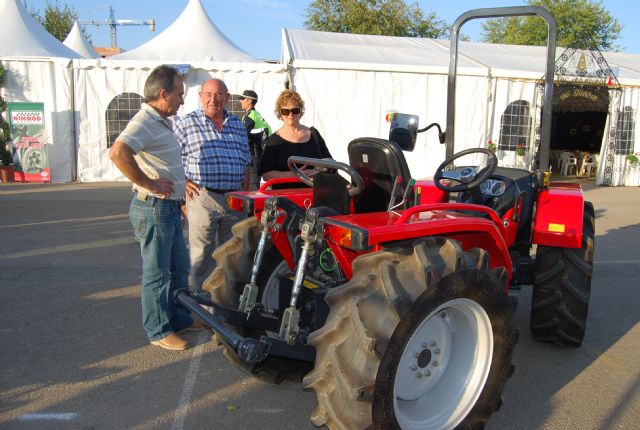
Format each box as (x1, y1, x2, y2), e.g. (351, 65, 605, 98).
(531, 201, 595, 347)
(303, 237, 517, 429)
(203, 216, 309, 383)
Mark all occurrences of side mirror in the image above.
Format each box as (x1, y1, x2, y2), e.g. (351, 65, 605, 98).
(389, 113, 418, 151)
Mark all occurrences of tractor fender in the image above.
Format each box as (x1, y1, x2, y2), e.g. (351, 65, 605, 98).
(533, 182, 584, 249)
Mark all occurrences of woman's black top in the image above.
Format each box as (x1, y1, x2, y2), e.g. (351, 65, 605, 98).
(258, 127, 332, 188)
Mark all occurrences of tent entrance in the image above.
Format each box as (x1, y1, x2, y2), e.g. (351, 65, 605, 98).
(550, 84, 608, 153)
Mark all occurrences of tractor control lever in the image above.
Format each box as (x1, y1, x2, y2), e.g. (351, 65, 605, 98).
(239, 198, 279, 314)
(279, 207, 336, 345)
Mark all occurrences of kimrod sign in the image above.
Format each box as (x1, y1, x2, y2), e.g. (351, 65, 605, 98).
(7, 102, 50, 182)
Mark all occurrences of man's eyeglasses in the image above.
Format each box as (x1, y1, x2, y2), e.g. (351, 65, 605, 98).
(280, 107, 301, 116)
(203, 92, 228, 99)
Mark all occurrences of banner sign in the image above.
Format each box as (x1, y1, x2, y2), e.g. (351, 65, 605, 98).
(7, 102, 50, 182)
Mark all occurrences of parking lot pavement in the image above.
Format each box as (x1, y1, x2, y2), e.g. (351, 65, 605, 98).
(0, 181, 639, 429)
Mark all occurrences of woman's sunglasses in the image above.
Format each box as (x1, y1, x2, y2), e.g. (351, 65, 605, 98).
(280, 107, 301, 116)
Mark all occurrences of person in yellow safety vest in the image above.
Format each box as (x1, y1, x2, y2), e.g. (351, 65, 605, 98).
(239, 90, 272, 188)
(239, 90, 272, 137)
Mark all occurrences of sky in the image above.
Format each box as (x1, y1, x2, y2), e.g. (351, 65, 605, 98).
(25, 0, 640, 60)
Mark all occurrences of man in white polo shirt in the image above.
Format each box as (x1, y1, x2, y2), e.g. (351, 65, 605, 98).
(109, 65, 207, 351)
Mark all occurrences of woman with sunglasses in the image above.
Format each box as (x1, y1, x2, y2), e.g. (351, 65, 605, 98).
(258, 90, 332, 188)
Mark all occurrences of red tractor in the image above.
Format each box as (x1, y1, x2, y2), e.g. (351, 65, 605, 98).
(176, 6, 594, 429)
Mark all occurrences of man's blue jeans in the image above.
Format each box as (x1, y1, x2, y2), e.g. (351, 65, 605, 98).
(129, 195, 193, 341)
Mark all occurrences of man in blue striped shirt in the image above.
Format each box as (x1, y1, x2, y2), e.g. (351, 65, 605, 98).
(175, 78, 251, 291)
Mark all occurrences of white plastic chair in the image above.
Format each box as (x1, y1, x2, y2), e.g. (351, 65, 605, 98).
(582, 154, 599, 177)
(559, 152, 578, 176)
(550, 150, 563, 171)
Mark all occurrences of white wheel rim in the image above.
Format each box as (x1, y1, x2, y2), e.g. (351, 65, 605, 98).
(393, 298, 494, 430)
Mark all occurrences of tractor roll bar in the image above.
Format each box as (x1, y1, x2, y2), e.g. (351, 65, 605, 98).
(446, 6, 557, 172)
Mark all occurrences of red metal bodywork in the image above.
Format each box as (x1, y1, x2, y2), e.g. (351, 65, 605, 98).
(322, 203, 512, 283)
(533, 182, 584, 248)
(226, 178, 312, 216)
(414, 179, 448, 204)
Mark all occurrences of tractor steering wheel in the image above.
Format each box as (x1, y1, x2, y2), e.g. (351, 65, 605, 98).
(434, 148, 498, 193)
(287, 156, 365, 196)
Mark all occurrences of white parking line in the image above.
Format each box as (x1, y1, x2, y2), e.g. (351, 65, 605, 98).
(170, 331, 210, 430)
(18, 413, 77, 421)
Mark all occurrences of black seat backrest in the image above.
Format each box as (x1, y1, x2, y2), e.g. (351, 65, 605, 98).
(312, 171, 350, 215)
(348, 138, 412, 213)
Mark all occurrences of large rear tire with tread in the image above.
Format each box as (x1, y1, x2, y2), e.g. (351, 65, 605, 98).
(531, 201, 594, 347)
(303, 237, 517, 430)
(203, 216, 309, 383)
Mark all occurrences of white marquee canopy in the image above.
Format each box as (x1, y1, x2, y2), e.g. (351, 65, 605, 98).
(63, 21, 100, 59)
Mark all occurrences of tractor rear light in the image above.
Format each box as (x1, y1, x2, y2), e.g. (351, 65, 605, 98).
(227, 195, 254, 214)
(324, 223, 369, 251)
(338, 228, 352, 248)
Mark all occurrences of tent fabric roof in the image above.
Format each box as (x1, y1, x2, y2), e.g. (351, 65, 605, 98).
(283, 28, 640, 83)
(0, 0, 82, 58)
(113, 0, 256, 62)
(63, 21, 100, 59)
(281, 28, 486, 75)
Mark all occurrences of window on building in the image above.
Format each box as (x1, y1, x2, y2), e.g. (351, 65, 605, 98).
(227, 94, 244, 118)
(498, 100, 532, 151)
(615, 106, 635, 155)
(105, 93, 144, 148)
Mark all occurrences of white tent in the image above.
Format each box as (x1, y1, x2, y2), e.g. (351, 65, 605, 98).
(0, 0, 81, 182)
(281, 29, 490, 180)
(74, 59, 287, 182)
(74, 0, 286, 181)
(112, 0, 256, 62)
(63, 22, 100, 59)
(282, 29, 640, 186)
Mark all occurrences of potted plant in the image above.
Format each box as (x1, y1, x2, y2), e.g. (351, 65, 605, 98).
(516, 143, 526, 157)
(626, 153, 639, 165)
(0, 145, 14, 182)
(487, 139, 497, 152)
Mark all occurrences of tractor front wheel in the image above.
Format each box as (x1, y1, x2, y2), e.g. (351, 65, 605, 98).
(303, 237, 517, 429)
(531, 201, 595, 347)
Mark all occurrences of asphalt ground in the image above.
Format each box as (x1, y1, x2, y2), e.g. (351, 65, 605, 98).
(0, 180, 639, 430)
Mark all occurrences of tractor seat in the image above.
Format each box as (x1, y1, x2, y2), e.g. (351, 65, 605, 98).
(348, 138, 413, 214)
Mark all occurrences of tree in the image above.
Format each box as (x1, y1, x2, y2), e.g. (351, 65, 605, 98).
(26, 0, 88, 42)
(304, 0, 449, 39)
(481, 0, 621, 51)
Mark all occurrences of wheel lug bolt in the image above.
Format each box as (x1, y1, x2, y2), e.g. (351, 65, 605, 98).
(430, 341, 437, 347)
(434, 348, 441, 354)
(414, 351, 420, 358)
(410, 364, 417, 371)
(425, 370, 431, 377)
(433, 361, 439, 367)
(421, 342, 428, 349)
(416, 372, 423, 378)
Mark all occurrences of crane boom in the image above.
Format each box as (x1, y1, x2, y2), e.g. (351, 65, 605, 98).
(79, 6, 155, 48)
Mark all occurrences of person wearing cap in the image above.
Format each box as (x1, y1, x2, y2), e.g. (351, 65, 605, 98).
(239, 90, 272, 189)
(239, 90, 272, 136)
(175, 78, 251, 292)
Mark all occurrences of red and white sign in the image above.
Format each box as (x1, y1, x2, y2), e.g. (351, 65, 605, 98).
(11, 111, 44, 125)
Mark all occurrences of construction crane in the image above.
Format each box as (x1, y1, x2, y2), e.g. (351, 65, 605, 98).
(79, 6, 155, 48)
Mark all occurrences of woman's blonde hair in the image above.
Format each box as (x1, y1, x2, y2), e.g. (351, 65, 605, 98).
(274, 90, 305, 120)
